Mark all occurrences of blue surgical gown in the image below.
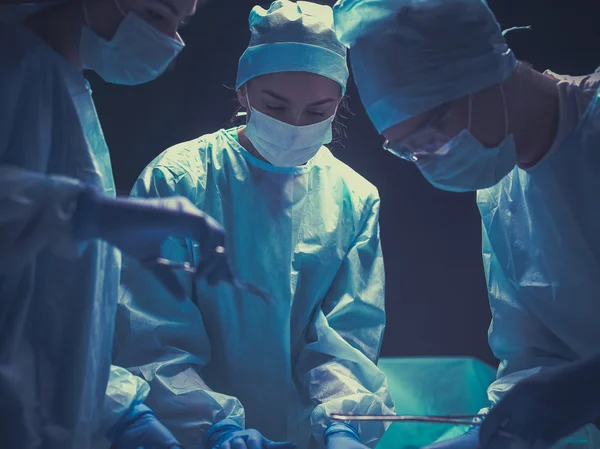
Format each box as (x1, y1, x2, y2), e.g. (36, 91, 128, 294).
(0, 22, 148, 449)
(114, 127, 395, 449)
(477, 72, 600, 446)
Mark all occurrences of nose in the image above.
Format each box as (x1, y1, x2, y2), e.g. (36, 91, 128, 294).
(287, 111, 304, 127)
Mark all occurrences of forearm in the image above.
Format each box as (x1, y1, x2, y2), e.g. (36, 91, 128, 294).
(100, 365, 151, 437)
(0, 166, 90, 271)
(307, 358, 394, 448)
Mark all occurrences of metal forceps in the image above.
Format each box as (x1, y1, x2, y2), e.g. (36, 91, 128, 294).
(331, 413, 486, 426)
(330, 414, 517, 439)
(154, 256, 270, 304)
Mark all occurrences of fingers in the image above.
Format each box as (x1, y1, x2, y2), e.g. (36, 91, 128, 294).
(163, 204, 234, 286)
(267, 441, 297, 449)
(195, 240, 233, 287)
(481, 405, 534, 449)
(229, 437, 248, 449)
(243, 433, 264, 449)
(146, 264, 186, 300)
(479, 410, 507, 447)
(205, 249, 233, 286)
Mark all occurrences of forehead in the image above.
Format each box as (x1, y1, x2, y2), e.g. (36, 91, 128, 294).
(249, 72, 342, 101)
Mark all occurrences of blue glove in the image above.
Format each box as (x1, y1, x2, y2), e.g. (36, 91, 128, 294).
(107, 403, 182, 449)
(479, 356, 600, 449)
(203, 419, 296, 449)
(420, 426, 480, 449)
(324, 423, 368, 449)
(74, 188, 233, 299)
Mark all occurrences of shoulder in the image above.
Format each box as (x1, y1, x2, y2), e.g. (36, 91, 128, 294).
(0, 23, 58, 81)
(145, 128, 235, 175)
(132, 129, 233, 198)
(0, 22, 75, 118)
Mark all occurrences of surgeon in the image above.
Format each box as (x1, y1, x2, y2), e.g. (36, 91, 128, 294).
(114, 1, 395, 449)
(0, 1, 233, 448)
(333, 0, 600, 448)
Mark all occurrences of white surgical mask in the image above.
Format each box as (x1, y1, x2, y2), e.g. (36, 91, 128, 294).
(416, 85, 517, 192)
(80, 0, 185, 86)
(244, 93, 336, 167)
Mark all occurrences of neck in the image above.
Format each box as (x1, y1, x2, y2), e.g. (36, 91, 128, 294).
(24, 1, 85, 69)
(504, 62, 560, 168)
(237, 127, 270, 164)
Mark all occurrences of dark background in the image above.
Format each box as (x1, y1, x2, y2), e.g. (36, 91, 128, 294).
(90, 0, 600, 366)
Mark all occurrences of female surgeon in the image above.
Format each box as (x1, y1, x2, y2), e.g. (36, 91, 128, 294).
(113, 1, 395, 449)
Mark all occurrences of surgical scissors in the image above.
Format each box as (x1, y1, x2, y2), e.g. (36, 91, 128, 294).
(153, 256, 269, 304)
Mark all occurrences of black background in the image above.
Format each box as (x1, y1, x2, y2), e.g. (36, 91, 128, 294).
(90, 0, 600, 365)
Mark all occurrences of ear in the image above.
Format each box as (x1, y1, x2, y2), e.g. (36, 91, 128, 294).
(237, 85, 249, 109)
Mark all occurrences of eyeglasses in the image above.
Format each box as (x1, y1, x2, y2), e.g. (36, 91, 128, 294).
(383, 102, 453, 163)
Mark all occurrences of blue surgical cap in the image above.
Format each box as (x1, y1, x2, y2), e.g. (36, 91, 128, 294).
(333, 0, 518, 133)
(236, 0, 349, 95)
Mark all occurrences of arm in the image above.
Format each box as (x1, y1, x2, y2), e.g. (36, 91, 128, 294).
(480, 354, 600, 448)
(295, 194, 395, 448)
(113, 163, 244, 449)
(0, 42, 90, 272)
(100, 365, 151, 435)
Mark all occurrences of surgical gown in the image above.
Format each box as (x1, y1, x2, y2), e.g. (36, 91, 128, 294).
(0, 22, 148, 449)
(114, 127, 395, 449)
(477, 72, 600, 446)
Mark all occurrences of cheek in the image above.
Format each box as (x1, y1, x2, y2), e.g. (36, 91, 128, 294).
(438, 102, 469, 139)
(438, 117, 467, 140)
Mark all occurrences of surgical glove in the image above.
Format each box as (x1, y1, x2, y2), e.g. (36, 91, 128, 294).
(203, 419, 296, 449)
(107, 403, 182, 449)
(479, 355, 600, 449)
(421, 426, 480, 449)
(324, 423, 367, 449)
(73, 187, 233, 299)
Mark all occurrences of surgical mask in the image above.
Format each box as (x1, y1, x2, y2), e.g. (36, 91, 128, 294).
(79, 0, 185, 86)
(414, 85, 517, 192)
(244, 93, 336, 167)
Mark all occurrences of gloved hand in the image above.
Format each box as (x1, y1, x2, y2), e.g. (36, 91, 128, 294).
(479, 356, 600, 449)
(74, 188, 233, 299)
(203, 419, 296, 449)
(107, 404, 183, 449)
(420, 426, 480, 449)
(324, 423, 368, 449)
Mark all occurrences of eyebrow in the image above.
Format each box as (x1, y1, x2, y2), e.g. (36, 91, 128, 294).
(262, 90, 337, 107)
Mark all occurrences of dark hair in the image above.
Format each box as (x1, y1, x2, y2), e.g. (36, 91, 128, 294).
(227, 83, 353, 148)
